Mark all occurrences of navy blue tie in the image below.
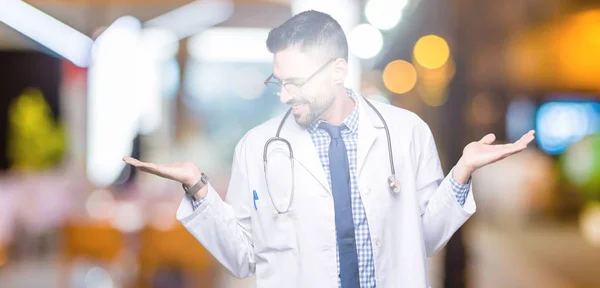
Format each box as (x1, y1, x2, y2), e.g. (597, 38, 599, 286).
(320, 122, 360, 288)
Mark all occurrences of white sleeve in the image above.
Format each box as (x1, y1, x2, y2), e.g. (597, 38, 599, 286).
(414, 120, 476, 257)
(176, 137, 255, 278)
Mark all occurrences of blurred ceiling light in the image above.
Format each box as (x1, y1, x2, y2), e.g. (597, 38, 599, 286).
(0, 0, 93, 67)
(348, 24, 383, 59)
(92, 16, 142, 62)
(87, 16, 142, 187)
(188, 28, 272, 62)
(137, 27, 179, 61)
(413, 34, 450, 69)
(383, 60, 417, 94)
(365, 0, 408, 30)
(135, 28, 177, 135)
(145, 0, 233, 40)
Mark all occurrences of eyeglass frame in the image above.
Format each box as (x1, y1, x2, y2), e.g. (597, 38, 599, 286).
(263, 58, 337, 96)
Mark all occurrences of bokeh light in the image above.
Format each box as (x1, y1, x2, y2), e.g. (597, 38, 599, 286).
(84, 266, 114, 288)
(382, 60, 417, 94)
(365, 0, 408, 30)
(506, 10, 600, 92)
(536, 102, 600, 155)
(348, 24, 383, 59)
(110, 202, 144, 233)
(413, 34, 450, 69)
(85, 189, 116, 220)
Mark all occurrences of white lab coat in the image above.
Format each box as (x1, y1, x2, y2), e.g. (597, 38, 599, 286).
(176, 95, 476, 287)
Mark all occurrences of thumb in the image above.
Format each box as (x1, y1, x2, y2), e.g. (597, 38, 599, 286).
(479, 133, 496, 145)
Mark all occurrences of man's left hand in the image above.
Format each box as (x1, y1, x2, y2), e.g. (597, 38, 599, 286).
(452, 130, 536, 184)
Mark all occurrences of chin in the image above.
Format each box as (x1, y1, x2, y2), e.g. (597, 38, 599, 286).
(293, 113, 310, 128)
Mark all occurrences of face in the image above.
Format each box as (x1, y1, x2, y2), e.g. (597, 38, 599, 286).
(271, 48, 336, 128)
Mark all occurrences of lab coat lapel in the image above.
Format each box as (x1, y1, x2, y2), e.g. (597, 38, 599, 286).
(282, 114, 331, 194)
(357, 96, 385, 176)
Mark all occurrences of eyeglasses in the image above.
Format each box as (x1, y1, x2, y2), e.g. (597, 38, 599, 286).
(264, 58, 336, 97)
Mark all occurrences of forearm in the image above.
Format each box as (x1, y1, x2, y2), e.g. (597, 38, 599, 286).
(177, 184, 256, 278)
(421, 174, 475, 256)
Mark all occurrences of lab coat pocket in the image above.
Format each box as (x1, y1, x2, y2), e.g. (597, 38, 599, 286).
(254, 200, 298, 253)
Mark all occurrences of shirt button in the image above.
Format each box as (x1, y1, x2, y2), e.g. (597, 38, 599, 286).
(375, 239, 381, 247)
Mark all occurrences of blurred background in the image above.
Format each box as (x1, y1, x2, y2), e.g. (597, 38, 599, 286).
(1, 0, 600, 287)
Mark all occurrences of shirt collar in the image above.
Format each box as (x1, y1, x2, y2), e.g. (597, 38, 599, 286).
(307, 88, 360, 134)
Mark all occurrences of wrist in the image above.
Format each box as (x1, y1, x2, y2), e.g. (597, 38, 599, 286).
(183, 171, 202, 188)
(194, 186, 209, 200)
(182, 172, 209, 200)
(453, 158, 474, 184)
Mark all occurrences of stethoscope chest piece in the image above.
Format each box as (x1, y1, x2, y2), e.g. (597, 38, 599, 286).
(388, 175, 401, 194)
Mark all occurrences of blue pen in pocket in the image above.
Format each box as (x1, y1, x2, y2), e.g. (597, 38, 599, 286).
(253, 190, 258, 210)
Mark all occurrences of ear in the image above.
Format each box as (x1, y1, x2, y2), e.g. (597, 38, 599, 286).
(331, 58, 348, 85)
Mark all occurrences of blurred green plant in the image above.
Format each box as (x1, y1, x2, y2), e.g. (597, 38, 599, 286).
(7, 88, 66, 171)
(560, 133, 600, 202)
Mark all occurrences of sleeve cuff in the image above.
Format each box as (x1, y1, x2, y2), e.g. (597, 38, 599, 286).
(450, 167, 471, 207)
(189, 191, 208, 210)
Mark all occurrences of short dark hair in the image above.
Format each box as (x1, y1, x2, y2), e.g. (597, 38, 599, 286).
(266, 10, 348, 62)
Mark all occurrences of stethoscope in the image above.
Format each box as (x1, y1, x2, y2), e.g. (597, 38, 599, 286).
(263, 96, 400, 214)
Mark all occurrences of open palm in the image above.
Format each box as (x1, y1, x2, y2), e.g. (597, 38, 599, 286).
(461, 130, 536, 171)
(122, 156, 201, 187)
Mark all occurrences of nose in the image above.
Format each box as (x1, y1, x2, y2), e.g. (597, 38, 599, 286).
(278, 86, 293, 105)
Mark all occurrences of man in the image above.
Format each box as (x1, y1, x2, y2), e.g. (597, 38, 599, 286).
(124, 11, 535, 287)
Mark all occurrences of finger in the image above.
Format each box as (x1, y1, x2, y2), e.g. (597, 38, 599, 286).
(124, 157, 159, 172)
(515, 130, 535, 143)
(479, 133, 496, 145)
(501, 141, 529, 156)
(123, 156, 142, 166)
(514, 131, 536, 148)
(487, 142, 523, 157)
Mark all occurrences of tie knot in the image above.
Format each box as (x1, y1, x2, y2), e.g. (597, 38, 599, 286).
(319, 122, 344, 139)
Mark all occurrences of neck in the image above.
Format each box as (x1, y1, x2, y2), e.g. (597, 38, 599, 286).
(319, 87, 355, 126)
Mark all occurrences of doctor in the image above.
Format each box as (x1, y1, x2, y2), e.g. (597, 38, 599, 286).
(124, 11, 535, 288)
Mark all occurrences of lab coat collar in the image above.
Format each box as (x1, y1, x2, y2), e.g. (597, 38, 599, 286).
(279, 90, 386, 193)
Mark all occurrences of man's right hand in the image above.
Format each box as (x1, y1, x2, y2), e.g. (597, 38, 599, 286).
(123, 157, 208, 198)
